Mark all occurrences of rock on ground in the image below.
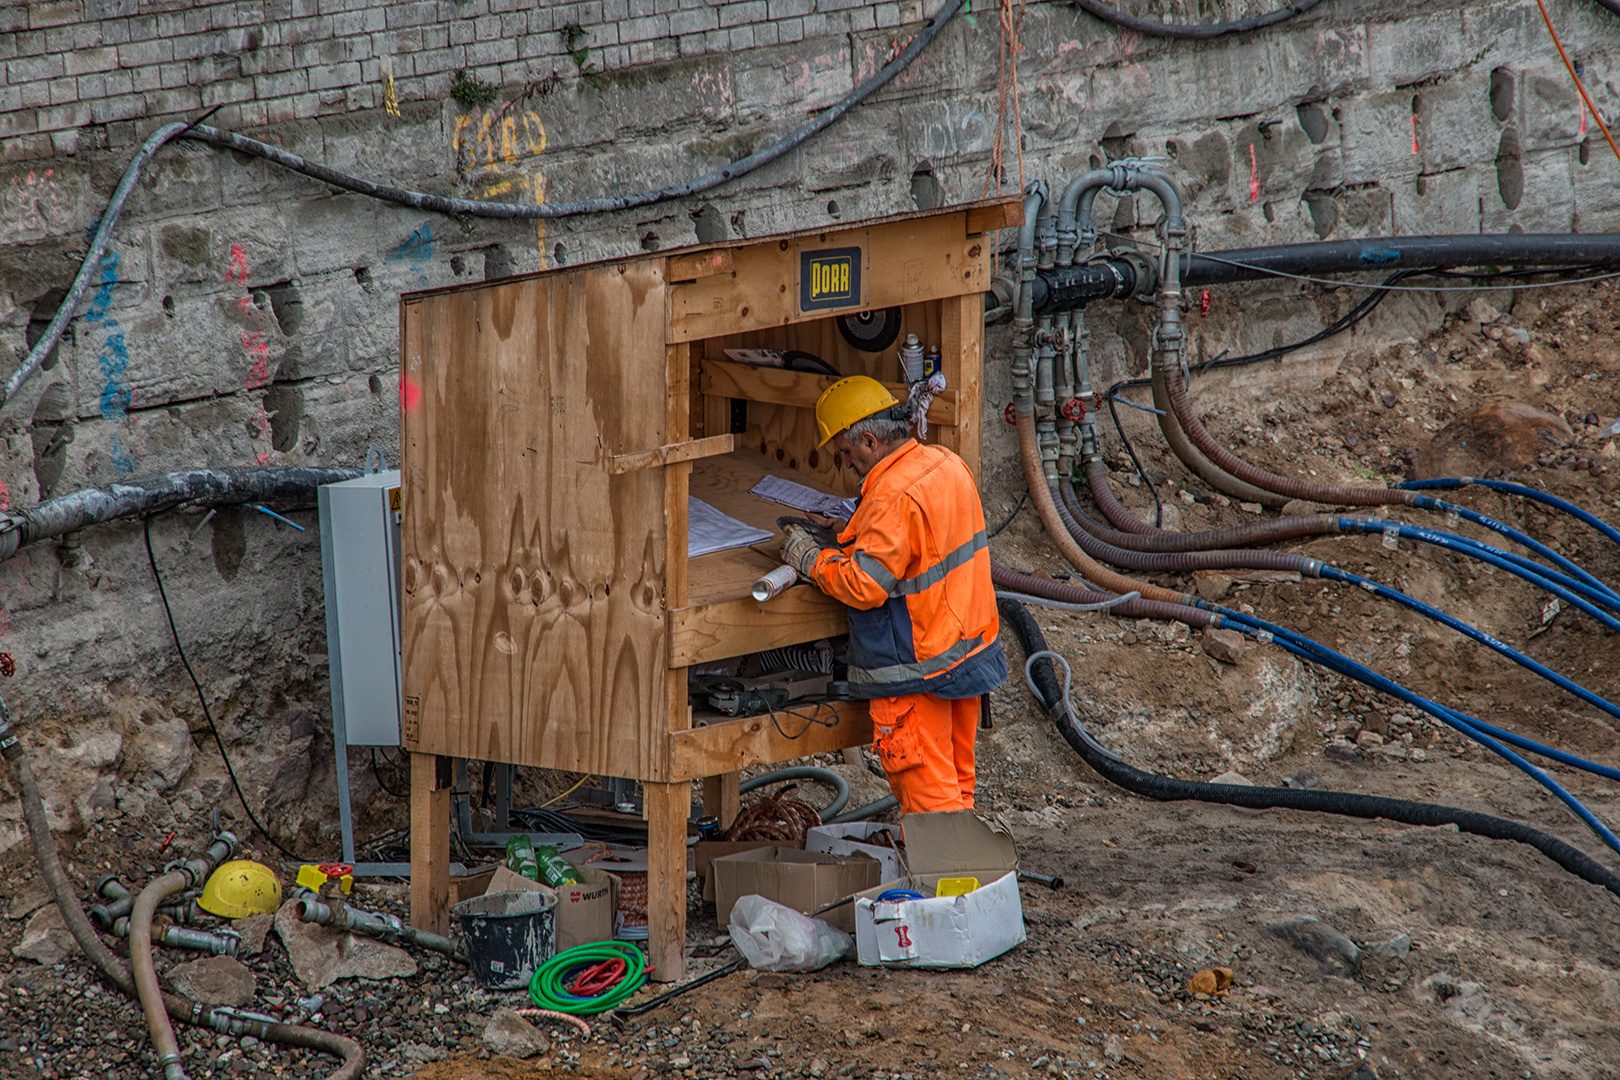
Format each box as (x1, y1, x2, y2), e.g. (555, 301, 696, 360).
(481, 1009, 550, 1058)
(168, 955, 256, 1006)
(1267, 915, 1361, 977)
(1415, 400, 1573, 478)
(13, 904, 74, 966)
(272, 900, 417, 989)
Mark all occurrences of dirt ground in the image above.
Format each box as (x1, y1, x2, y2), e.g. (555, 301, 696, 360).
(3, 277, 1619, 1080)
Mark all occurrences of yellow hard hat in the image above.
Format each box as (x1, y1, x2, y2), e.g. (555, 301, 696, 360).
(199, 860, 283, 919)
(815, 375, 900, 447)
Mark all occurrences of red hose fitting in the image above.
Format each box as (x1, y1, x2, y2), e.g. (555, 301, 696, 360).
(1004, 401, 1018, 425)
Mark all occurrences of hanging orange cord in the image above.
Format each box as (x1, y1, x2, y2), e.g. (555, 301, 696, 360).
(1534, 0, 1620, 166)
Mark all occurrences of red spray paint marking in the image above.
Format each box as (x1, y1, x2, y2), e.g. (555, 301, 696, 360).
(1411, 114, 1420, 154)
(1248, 143, 1260, 202)
(0, 477, 10, 512)
(400, 372, 422, 411)
(225, 244, 249, 285)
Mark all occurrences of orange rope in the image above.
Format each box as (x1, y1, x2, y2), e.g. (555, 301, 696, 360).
(984, 0, 1027, 197)
(1533, 0, 1620, 167)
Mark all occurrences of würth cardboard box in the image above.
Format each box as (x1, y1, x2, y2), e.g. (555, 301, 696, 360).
(852, 811, 1025, 968)
(484, 865, 619, 951)
(711, 846, 881, 933)
(804, 822, 905, 883)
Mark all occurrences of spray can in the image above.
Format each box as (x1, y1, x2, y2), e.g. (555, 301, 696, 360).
(533, 845, 585, 888)
(504, 834, 541, 882)
(898, 333, 925, 382)
(923, 344, 941, 380)
(751, 563, 800, 602)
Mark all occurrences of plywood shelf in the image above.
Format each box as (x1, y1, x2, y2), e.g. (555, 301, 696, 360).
(699, 359, 959, 426)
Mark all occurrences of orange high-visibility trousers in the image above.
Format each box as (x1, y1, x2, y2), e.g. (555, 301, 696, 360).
(870, 692, 978, 813)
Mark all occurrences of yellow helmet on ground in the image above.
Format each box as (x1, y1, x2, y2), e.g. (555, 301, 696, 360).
(815, 375, 901, 447)
(199, 860, 282, 918)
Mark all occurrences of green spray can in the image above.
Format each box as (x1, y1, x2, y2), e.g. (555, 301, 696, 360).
(534, 845, 585, 888)
(504, 834, 541, 882)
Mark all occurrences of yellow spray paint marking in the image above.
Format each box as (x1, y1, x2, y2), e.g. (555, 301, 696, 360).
(382, 56, 400, 119)
(450, 108, 551, 265)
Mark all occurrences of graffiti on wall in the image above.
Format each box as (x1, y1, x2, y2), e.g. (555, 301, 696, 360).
(82, 238, 138, 476)
(453, 108, 549, 262)
(224, 243, 275, 464)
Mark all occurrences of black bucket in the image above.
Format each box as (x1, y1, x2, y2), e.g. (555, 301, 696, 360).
(451, 889, 557, 990)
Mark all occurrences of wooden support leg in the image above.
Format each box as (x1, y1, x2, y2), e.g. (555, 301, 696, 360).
(645, 780, 690, 983)
(702, 772, 740, 830)
(410, 752, 451, 937)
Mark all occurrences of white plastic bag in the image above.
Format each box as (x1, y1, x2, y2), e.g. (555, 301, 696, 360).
(727, 894, 851, 972)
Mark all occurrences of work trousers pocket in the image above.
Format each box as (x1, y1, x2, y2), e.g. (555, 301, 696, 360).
(872, 700, 925, 778)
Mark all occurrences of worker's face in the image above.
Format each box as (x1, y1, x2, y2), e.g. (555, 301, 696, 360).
(834, 430, 894, 478)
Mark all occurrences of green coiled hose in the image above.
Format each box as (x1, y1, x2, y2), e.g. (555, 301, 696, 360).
(528, 942, 648, 1015)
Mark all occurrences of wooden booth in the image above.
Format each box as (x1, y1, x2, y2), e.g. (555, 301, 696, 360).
(399, 197, 1021, 979)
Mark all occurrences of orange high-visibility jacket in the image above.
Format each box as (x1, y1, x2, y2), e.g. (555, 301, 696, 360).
(809, 440, 1006, 700)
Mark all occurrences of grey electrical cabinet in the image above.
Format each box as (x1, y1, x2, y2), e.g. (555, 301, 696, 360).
(319, 469, 403, 747)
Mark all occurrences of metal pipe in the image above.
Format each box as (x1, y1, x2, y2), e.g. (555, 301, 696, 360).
(294, 896, 466, 961)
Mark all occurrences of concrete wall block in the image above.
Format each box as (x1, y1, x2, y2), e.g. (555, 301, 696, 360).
(733, 40, 853, 124)
(131, 64, 164, 94)
(629, 36, 682, 65)
(15, 80, 51, 109)
(851, 21, 966, 105)
(10, 29, 47, 58)
(766, 0, 813, 16)
(0, 7, 28, 34)
(1411, 79, 1493, 174)
(720, 0, 766, 27)
(65, 46, 120, 77)
(49, 78, 81, 106)
(255, 69, 311, 99)
(899, 96, 997, 165)
(777, 16, 804, 43)
(29, 1, 81, 30)
(466, 37, 520, 67)
(1519, 64, 1585, 152)
(1337, 91, 1422, 187)
(1, 133, 53, 164)
(8, 53, 67, 84)
(1268, 23, 1371, 104)
(620, 13, 670, 42)
(308, 61, 363, 91)
(1481, 145, 1573, 233)
(385, 1, 442, 29)
(1573, 150, 1620, 231)
(1365, 8, 1469, 88)
(38, 102, 93, 132)
(1390, 165, 1482, 235)
(144, 86, 204, 117)
(239, 45, 295, 78)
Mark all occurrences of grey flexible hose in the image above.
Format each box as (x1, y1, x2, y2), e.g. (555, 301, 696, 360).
(823, 795, 900, 824)
(8, 0, 965, 415)
(1070, 0, 1330, 38)
(0, 466, 360, 561)
(741, 765, 851, 819)
(996, 588, 1139, 612)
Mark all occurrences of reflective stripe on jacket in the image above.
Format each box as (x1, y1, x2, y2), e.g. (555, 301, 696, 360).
(810, 440, 1007, 700)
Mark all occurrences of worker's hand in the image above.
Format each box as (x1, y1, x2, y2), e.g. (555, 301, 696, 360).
(779, 522, 826, 577)
(777, 515, 839, 547)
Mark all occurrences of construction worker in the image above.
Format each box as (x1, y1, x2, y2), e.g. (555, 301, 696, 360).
(779, 375, 1006, 813)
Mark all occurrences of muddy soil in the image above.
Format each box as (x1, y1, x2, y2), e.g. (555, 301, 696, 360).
(2, 279, 1619, 1080)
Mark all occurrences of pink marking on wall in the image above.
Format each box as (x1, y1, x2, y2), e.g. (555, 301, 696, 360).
(1248, 143, 1260, 202)
(0, 477, 10, 512)
(222, 243, 276, 461)
(1411, 114, 1420, 154)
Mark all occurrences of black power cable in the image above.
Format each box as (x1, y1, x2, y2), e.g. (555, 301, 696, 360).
(1070, 0, 1330, 39)
(371, 748, 408, 799)
(987, 492, 1029, 538)
(998, 598, 1620, 898)
(143, 515, 307, 862)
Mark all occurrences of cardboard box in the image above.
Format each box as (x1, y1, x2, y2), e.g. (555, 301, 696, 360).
(694, 840, 802, 902)
(711, 846, 881, 934)
(485, 865, 619, 951)
(852, 811, 1025, 968)
(804, 822, 905, 883)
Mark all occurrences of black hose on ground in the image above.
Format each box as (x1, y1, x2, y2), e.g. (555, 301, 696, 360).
(996, 598, 1620, 900)
(1070, 0, 1329, 39)
(739, 766, 851, 819)
(0, 466, 361, 561)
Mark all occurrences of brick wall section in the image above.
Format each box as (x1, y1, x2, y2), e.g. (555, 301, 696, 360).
(0, 0, 944, 158)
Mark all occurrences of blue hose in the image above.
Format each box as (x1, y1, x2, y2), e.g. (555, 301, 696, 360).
(1318, 565, 1620, 760)
(1407, 495, 1620, 604)
(1216, 608, 1620, 857)
(1339, 518, 1620, 631)
(1400, 478, 1620, 551)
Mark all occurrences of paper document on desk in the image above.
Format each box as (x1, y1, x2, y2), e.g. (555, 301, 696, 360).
(749, 475, 858, 520)
(688, 497, 774, 558)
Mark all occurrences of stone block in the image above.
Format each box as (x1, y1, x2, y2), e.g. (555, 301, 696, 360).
(64, 45, 119, 76)
(1365, 8, 1468, 88)
(1519, 63, 1583, 152)
(733, 40, 853, 126)
(1390, 164, 1483, 235)
(1268, 23, 1370, 103)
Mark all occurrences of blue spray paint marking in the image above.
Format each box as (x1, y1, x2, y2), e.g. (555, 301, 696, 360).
(388, 223, 434, 285)
(81, 249, 136, 474)
(1358, 248, 1403, 266)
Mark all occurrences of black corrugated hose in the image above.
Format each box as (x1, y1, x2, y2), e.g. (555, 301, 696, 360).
(1070, 0, 1329, 39)
(996, 597, 1620, 899)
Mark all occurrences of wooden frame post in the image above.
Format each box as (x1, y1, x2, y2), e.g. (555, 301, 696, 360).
(409, 752, 452, 936)
(644, 780, 691, 982)
(702, 772, 741, 830)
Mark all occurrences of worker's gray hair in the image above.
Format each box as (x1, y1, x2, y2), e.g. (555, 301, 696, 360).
(844, 411, 912, 446)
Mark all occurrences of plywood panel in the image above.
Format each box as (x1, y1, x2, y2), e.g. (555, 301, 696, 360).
(401, 264, 672, 779)
(670, 702, 874, 780)
(669, 586, 848, 667)
(699, 361, 957, 425)
(939, 294, 984, 476)
(669, 213, 994, 342)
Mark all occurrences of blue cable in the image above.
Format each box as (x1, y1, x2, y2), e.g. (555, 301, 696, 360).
(1407, 494, 1620, 604)
(877, 889, 927, 902)
(1401, 477, 1620, 551)
(1317, 564, 1620, 763)
(1340, 518, 1620, 632)
(1215, 608, 1620, 857)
